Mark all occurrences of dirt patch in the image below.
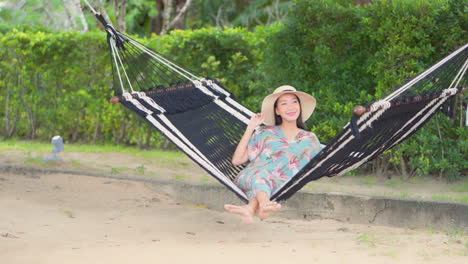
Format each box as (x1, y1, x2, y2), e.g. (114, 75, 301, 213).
(0, 171, 466, 263)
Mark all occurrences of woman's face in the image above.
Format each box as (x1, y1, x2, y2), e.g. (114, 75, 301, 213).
(275, 93, 301, 124)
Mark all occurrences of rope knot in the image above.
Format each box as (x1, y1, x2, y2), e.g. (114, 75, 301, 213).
(370, 100, 391, 112)
(441, 88, 458, 97)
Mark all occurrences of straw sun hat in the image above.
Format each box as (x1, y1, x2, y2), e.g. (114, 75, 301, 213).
(261, 85, 316, 126)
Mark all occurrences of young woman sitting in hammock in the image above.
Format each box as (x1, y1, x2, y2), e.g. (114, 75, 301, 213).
(224, 85, 323, 223)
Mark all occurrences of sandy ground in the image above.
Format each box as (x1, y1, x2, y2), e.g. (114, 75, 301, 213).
(0, 171, 466, 264)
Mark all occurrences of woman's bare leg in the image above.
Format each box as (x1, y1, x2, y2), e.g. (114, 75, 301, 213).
(256, 191, 281, 219)
(224, 198, 259, 224)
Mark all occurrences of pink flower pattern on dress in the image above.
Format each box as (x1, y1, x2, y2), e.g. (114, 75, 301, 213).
(235, 126, 322, 199)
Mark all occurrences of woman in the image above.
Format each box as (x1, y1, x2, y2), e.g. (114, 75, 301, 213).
(225, 85, 322, 223)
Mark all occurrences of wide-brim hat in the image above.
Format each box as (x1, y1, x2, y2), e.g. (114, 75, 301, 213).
(261, 85, 316, 126)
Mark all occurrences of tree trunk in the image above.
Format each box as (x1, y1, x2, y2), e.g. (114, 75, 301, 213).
(4, 82, 11, 136)
(43, 1, 60, 30)
(160, 0, 192, 34)
(161, 0, 173, 34)
(115, 122, 128, 144)
(96, 0, 112, 28)
(163, 138, 171, 150)
(151, 0, 164, 34)
(61, 0, 78, 30)
(95, 0, 127, 31)
(145, 128, 152, 149)
(399, 153, 409, 180)
(25, 101, 37, 140)
(93, 116, 102, 143)
(113, 0, 128, 32)
(3, 83, 19, 137)
(73, 0, 89, 32)
(172, 0, 189, 29)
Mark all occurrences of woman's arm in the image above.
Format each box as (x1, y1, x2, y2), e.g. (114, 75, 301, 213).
(231, 113, 265, 166)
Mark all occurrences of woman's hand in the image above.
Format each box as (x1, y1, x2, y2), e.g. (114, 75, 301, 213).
(247, 113, 265, 130)
(232, 113, 264, 166)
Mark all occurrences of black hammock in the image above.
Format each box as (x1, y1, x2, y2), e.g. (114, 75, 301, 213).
(86, 5, 467, 202)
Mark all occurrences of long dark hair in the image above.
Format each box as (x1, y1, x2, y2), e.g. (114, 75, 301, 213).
(273, 95, 306, 129)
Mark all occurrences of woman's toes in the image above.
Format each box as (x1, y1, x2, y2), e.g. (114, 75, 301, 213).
(258, 202, 281, 219)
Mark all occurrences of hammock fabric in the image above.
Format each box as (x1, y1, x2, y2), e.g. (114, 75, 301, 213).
(87, 7, 467, 202)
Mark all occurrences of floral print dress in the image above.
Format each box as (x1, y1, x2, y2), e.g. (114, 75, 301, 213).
(235, 126, 322, 200)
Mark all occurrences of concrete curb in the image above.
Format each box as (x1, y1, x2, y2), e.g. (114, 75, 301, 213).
(1, 165, 467, 231)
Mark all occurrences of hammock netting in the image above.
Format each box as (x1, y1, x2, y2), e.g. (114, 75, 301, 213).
(91, 11, 467, 202)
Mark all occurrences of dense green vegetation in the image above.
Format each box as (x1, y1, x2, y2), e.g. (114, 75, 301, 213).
(0, 0, 466, 180)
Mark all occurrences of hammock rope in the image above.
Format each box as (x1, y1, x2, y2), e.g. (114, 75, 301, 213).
(83, 0, 466, 202)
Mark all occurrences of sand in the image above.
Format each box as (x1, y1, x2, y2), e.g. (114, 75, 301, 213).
(0, 171, 466, 264)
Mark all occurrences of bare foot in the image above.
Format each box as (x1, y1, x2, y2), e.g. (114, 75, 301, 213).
(258, 201, 281, 219)
(224, 204, 255, 224)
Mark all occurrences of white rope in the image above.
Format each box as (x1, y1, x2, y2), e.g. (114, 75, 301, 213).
(126, 38, 200, 81)
(388, 93, 456, 150)
(122, 93, 153, 115)
(120, 93, 246, 199)
(354, 48, 467, 128)
(111, 39, 135, 92)
(110, 40, 126, 93)
(105, 24, 118, 39)
(158, 115, 227, 177)
(156, 115, 230, 180)
(133, 92, 166, 113)
(124, 37, 256, 124)
(338, 145, 387, 176)
(225, 97, 255, 117)
(355, 99, 392, 127)
(449, 57, 468, 89)
(359, 109, 386, 131)
(204, 79, 256, 117)
(328, 94, 454, 183)
(352, 99, 392, 128)
(384, 43, 468, 101)
(193, 80, 217, 98)
(215, 100, 251, 125)
(130, 92, 232, 187)
(192, 80, 252, 124)
(82, 0, 98, 15)
(442, 88, 458, 97)
(145, 115, 248, 200)
(127, 38, 254, 123)
(202, 79, 230, 97)
(369, 100, 391, 112)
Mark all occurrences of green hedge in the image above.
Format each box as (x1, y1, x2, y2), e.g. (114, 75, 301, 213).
(260, 0, 467, 179)
(0, 0, 466, 179)
(0, 27, 263, 149)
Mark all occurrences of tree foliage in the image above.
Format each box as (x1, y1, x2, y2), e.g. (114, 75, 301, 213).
(0, 0, 295, 35)
(0, 0, 89, 31)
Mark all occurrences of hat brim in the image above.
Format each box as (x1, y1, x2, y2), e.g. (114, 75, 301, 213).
(261, 91, 316, 126)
